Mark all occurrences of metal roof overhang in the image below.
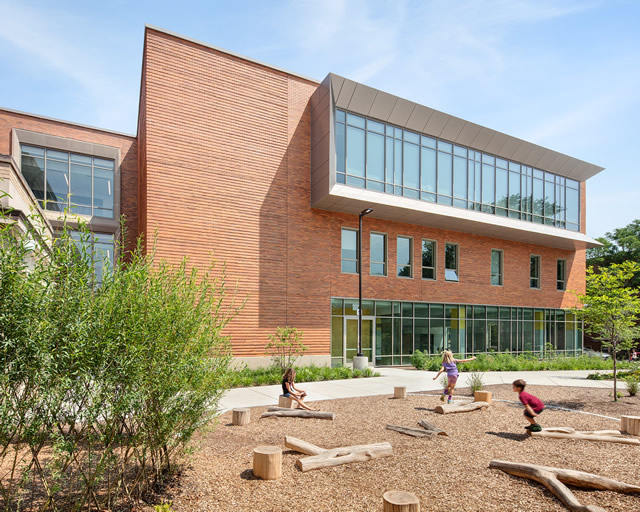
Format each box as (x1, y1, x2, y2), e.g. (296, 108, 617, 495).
(329, 73, 604, 182)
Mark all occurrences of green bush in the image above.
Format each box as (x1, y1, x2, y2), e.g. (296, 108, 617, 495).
(0, 214, 237, 510)
(410, 350, 634, 373)
(264, 326, 307, 371)
(469, 372, 486, 393)
(625, 375, 639, 396)
(224, 364, 379, 387)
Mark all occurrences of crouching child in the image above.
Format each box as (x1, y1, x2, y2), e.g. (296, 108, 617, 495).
(512, 379, 544, 432)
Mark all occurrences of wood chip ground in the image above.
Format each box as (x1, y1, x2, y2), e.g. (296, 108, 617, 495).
(149, 384, 640, 511)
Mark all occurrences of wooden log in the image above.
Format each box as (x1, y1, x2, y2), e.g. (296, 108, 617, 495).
(261, 409, 335, 420)
(253, 446, 282, 480)
(529, 430, 640, 445)
(278, 395, 295, 408)
(386, 424, 435, 438)
(417, 419, 448, 436)
(435, 401, 489, 415)
(474, 390, 492, 404)
(490, 460, 640, 512)
(296, 443, 393, 472)
(394, 386, 407, 399)
(284, 436, 326, 455)
(621, 416, 640, 436)
(543, 427, 624, 437)
(383, 490, 420, 511)
(232, 407, 250, 426)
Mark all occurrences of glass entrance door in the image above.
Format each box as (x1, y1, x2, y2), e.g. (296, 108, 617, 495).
(344, 316, 374, 363)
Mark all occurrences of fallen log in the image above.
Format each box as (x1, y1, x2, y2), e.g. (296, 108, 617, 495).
(435, 401, 489, 415)
(386, 424, 435, 438)
(261, 409, 335, 420)
(284, 436, 326, 455)
(490, 459, 640, 512)
(543, 427, 623, 437)
(529, 430, 640, 445)
(296, 442, 393, 472)
(417, 419, 448, 436)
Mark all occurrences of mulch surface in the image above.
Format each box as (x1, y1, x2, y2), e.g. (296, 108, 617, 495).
(152, 385, 640, 511)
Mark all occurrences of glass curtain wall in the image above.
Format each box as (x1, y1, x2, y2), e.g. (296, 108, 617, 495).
(334, 110, 580, 232)
(330, 298, 582, 367)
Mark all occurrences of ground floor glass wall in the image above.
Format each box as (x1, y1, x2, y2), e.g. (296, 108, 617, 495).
(330, 298, 582, 367)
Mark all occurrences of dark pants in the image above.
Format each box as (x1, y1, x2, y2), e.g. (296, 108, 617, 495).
(524, 408, 543, 419)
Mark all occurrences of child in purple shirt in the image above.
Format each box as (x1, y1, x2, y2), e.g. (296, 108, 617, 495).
(433, 350, 476, 404)
(513, 379, 544, 432)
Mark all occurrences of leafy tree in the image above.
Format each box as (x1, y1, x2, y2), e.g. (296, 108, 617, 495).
(265, 327, 307, 371)
(587, 219, 640, 287)
(573, 261, 640, 401)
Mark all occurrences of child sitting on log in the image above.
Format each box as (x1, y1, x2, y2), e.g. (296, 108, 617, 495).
(513, 379, 544, 432)
(432, 350, 476, 404)
(282, 368, 316, 411)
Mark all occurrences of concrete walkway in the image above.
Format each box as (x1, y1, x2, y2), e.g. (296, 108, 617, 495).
(218, 369, 624, 412)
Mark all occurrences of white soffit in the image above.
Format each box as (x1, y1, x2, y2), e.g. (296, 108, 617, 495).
(316, 185, 600, 250)
(329, 73, 604, 181)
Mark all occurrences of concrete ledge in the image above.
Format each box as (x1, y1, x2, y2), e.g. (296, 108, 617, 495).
(232, 355, 331, 370)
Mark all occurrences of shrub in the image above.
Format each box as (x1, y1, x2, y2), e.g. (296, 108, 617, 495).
(468, 372, 486, 393)
(0, 214, 237, 510)
(626, 376, 639, 397)
(265, 326, 307, 371)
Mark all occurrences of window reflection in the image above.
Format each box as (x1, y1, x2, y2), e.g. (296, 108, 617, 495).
(334, 109, 580, 231)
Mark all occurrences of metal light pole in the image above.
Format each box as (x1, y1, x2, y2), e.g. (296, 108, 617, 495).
(357, 208, 374, 359)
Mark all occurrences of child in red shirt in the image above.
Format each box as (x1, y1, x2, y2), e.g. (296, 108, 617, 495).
(513, 379, 544, 432)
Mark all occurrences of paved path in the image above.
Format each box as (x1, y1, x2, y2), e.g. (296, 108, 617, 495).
(218, 369, 623, 412)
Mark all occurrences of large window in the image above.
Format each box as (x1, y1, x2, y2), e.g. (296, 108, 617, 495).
(557, 259, 567, 291)
(530, 255, 541, 289)
(491, 249, 503, 286)
(370, 232, 387, 276)
(397, 236, 412, 278)
(445, 243, 458, 282)
(421, 239, 436, 280)
(341, 228, 358, 273)
(335, 109, 580, 231)
(330, 298, 583, 367)
(21, 145, 115, 218)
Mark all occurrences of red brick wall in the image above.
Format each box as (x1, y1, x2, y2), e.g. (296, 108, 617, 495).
(0, 110, 138, 253)
(139, 28, 587, 359)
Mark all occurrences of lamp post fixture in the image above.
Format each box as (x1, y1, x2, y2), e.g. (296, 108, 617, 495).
(356, 207, 374, 366)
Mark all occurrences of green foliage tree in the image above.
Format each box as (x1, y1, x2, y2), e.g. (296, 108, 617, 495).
(265, 327, 307, 371)
(0, 210, 238, 510)
(587, 219, 640, 287)
(572, 261, 640, 401)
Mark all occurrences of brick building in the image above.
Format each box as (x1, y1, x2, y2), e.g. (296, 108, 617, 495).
(0, 26, 603, 367)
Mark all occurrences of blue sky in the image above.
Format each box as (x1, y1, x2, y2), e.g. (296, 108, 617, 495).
(1, 0, 638, 239)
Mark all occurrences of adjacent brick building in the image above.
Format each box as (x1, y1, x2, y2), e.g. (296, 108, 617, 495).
(0, 25, 603, 367)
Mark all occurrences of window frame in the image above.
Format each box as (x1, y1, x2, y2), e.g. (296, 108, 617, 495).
(369, 231, 388, 277)
(490, 249, 503, 286)
(530, 254, 541, 289)
(340, 227, 359, 275)
(421, 239, 437, 281)
(557, 258, 567, 291)
(444, 242, 459, 282)
(396, 235, 413, 279)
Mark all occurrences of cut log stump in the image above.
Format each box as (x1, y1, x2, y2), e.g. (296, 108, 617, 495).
(474, 390, 492, 404)
(529, 430, 640, 445)
(386, 424, 435, 438)
(296, 442, 393, 472)
(261, 408, 335, 420)
(278, 395, 296, 408)
(435, 401, 489, 415)
(417, 419, 448, 436)
(232, 407, 250, 426)
(394, 386, 407, 399)
(490, 459, 640, 512)
(621, 416, 640, 436)
(383, 490, 420, 511)
(253, 446, 282, 480)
